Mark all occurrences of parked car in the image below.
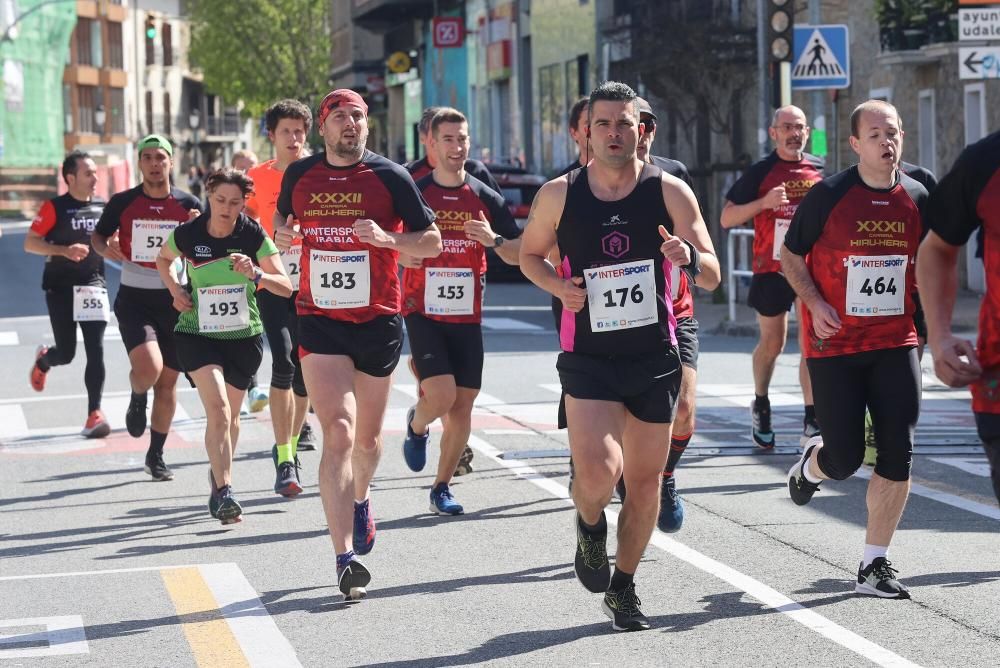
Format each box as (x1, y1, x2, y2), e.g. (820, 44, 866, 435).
(482, 164, 547, 281)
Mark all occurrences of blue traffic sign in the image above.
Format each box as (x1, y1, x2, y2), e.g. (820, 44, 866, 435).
(792, 24, 850, 90)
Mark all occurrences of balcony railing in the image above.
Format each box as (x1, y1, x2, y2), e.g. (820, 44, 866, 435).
(876, 0, 958, 52)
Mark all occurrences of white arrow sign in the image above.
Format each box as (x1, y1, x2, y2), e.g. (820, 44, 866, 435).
(959, 47, 1000, 79)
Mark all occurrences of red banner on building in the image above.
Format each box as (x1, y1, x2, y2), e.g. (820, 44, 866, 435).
(433, 17, 464, 48)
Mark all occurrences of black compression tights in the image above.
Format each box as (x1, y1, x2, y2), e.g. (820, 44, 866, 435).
(42, 288, 106, 412)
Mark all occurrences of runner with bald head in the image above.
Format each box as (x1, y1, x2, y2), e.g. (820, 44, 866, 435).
(721, 105, 825, 450)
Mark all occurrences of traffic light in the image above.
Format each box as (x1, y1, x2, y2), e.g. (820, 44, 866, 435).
(145, 17, 156, 40)
(767, 0, 793, 108)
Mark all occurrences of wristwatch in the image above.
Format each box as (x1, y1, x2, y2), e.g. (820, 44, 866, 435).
(252, 266, 263, 286)
(493, 235, 505, 248)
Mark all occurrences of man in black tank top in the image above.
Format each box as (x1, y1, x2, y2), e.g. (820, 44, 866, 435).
(520, 82, 721, 632)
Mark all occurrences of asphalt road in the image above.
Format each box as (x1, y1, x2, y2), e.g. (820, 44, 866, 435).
(1, 220, 997, 667)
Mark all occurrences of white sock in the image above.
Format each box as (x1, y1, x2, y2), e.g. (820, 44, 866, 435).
(802, 456, 823, 484)
(862, 544, 888, 568)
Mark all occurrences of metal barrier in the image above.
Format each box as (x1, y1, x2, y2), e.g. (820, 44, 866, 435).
(727, 228, 755, 322)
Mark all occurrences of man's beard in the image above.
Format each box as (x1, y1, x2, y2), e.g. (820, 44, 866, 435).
(333, 132, 367, 160)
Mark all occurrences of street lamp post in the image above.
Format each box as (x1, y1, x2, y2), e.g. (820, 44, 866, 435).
(189, 108, 200, 168)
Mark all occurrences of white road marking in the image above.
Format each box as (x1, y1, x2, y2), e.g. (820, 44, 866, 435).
(0, 405, 29, 440)
(393, 384, 504, 407)
(481, 317, 544, 331)
(0, 387, 199, 406)
(0, 615, 88, 658)
(699, 383, 804, 407)
(73, 326, 122, 342)
(0, 332, 19, 346)
(199, 563, 303, 667)
(853, 467, 1000, 520)
(928, 457, 991, 478)
(466, 434, 919, 668)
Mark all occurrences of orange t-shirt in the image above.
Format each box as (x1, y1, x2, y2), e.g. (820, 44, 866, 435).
(245, 160, 285, 237)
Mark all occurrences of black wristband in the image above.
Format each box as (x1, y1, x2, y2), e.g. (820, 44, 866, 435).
(681, 239, 701, 280)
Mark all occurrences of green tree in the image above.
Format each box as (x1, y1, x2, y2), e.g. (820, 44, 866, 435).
(188, 0, 332, 117)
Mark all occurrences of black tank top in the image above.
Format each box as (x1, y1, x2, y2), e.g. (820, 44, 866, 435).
(40, 194, 107, 290)
(555, 164, 678, 356)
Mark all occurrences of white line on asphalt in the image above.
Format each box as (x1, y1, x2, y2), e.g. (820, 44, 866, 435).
(393, 384, 505, 406)
(466, 434, 920, 668)
(0, 615, 88, 658)
(0, 563, 204, 582)
(853, 467, 1000, 520)
(928, 457, 991, 478)
(0, 332, 19, 346)
(0, 387, 200, 406)
(199, 563, 303, 667)
(481, 316, 544, 331)
(482, 305, 553, 312)
(0, 405, 29, 439)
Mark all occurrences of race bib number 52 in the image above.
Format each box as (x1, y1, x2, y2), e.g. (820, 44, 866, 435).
(584, 259, 658, 332)
(131, 220, 178, 263)
(845, 255, 907, 317)
(309, 249, 370, 309)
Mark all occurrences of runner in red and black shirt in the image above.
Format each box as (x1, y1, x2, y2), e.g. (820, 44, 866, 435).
(92, 135, 201, 482)
(722, 106, 825, 450)
(398, 108, 521, 516)
(406, 106, 501, 192)
(24, 151, 110, 438)
(273, 89, 440, 601)
(782, 100, 927, 600)
(918, 130, 1000, 506)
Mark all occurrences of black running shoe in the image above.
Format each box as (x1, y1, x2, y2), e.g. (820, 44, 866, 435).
(144, 450, 174, 481)
(216, 485, 243, 525)
(274, 461, 302, 497)
(751, 399, 775, 449)
(603, 583, 650, 631)
(126, 392, 148, 438)
(574, 512, 610, 593)
(297, 422, 317, 451)
(208, 470, 220, 519)
(337, 557, 372, 602)
(856, 558, 911, 599)
(787, 438, 822, 506)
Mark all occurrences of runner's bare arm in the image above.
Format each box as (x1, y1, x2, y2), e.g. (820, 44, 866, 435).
(780, 245, 840, 339)
(916, 231, 982, 386)
(720, 187, 788, 229)
(91, 230, 125, 262)
(23, 230, 90, 262)
(661, 176, 721, 290)
(353, 219, 442, 258)
(520, 180, 587, 311)
(155, 243, 193, 312)
(250, 252, 294, 299)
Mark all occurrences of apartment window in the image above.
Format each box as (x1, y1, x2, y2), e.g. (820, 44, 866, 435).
(917, 90, 936, 175)
(63, 84, 73, 132)
(109, 87, 125, 135)
(145, 91, 154, 134)
(964, 83, 986, 145)
(78, 85, 96, 133)
(90, 17, 102, 68)
(869, 87, 892, 102)
(162, 22, 173, 67)
(108, 22, 123, 69)
(163, 92, 171, 135)
(76, 18, 93, 66)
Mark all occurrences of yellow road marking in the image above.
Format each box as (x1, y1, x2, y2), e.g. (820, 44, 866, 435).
(161, 567, 249, 668)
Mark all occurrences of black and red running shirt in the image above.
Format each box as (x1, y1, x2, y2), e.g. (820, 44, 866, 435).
(31, 194, 107, 290)
(402, 174, 520, 324)
(901, 161, 938, 194)
(784, 166, 927, 359)
(406, 156, 501, 193)
(95, 185, 200, 287)
(652, 155, 697, 320)
(726, 151, 825, 274)
(924, 131, 1000, 414)
(277, 150, 436, 322)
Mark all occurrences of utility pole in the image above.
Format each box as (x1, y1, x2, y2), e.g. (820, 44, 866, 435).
(757, 0, 768, 159)
(809, 0, 828, 164)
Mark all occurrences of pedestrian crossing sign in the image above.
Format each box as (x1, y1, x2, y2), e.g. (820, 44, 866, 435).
(792, 25, 850, 90)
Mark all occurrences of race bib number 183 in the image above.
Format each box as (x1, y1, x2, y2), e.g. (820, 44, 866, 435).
(309, 249, 370, 309)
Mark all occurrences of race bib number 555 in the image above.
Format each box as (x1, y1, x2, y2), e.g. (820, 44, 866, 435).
(73, 286, 110, 322)
(309, 249, 370, 309)
(584, 259, 658, 333)
(845, 254, 907, 317)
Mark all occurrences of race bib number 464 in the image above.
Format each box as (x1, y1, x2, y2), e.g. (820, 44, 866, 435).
(131, 220, 178, 263)
(309, 249, 370, 309)
(845, 255, 907, 316)
(584, 259, 658, 333)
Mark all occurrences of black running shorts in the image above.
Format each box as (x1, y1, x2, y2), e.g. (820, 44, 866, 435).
(675, 316, 699, 370)
(808, 346, 920, 482)
(114, 285, 181, 371)
(175, 332, 263, 391)
(404, 314, 484, 390)
(298, 313, 402, 378)
(747, 272, 796, 317)
(557, 348, 682, 424)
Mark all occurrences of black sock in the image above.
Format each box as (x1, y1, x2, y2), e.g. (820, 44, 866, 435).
(578, 511, 607, 535)
(664, 432, 692, 475)
(804, 405, 816, 422)
(36, 353, 51, 373)
(609, 567, 634, 591)
(148, 430, 167, 456)
(755, 394, 770, 409)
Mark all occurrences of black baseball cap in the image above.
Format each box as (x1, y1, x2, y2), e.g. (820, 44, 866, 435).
(635, 97, 657, 121)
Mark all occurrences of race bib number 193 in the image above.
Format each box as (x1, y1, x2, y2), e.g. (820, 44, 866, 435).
(584, 259, 658, 333)
(845, 254, 907, 317)
(197, 285, 250, 332)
